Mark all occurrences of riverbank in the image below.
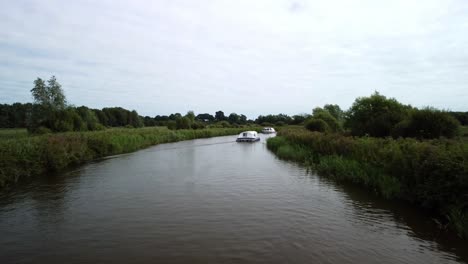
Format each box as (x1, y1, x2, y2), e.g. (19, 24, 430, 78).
(0, 126, 259, 188)
(266, 128, 468, 238)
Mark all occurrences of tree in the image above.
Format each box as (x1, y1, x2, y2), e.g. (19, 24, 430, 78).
(31, 76, 66, 109)
(196, 113, 215, 122)
(228, 113, 240, 124)
(239, 114, 247, 124)
(291, 114, 310, 125)
(215, 111, 226, 121)
(305, 118, 330, 132)
(323, 104, 344, 121)
(393, 108, 460, 139)
(185, 111, 195, 123)
(47, 76, 66, 109)
(312, 107, 342, 132)
(345, 92, 409, 137)
(176, 117, 191, 129)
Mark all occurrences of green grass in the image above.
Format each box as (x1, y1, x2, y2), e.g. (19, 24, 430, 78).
(267, 128, 468, 238)
(0, 128, 29, 140)
(0, 126, 260, 188)
(461, 126, 468, 139)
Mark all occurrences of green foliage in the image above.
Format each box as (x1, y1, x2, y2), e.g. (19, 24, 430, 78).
(323, 104, 344, 121)
(256, 114, 292, 125)
(305, 118, 330, 132)
(291, 114, 310, 125)
(185, 111, 195, 123)
(267, 128, 468, 237)
(311, 108, 342, 132)
(0, 103, 33, 128)
(345, 92, 409, 137)
(196, 113, 215, 122)
(450, 112, 468, 126)
(176, 117, 191, 129)
(0, 126, 259, 188)
(393, 108, 460, 139)
(167, 120, 177, 130)
(0, 129, 29, 140)
(31, 76, 66, 109)
(215, 111, 226, 121)
(228, 113, 240, 124)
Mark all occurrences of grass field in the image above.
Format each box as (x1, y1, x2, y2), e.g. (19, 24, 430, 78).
(461, 126, 468, 138)
(0, 128, 29, 140)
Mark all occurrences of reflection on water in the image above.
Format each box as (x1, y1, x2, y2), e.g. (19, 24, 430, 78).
(0, 134, 467, 264)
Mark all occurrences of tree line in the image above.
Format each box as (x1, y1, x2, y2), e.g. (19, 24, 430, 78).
(1, 77, 466, 138)
(1, 76, 310, 132)
(304, 92, 464, 139)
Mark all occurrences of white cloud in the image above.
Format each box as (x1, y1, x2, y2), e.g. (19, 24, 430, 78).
(1, 0, 467, 117)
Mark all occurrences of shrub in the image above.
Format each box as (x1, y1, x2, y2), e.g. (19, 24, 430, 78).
(305, 118, 329, 132)
(275, 121, 286, 126)
(313, 110, 342, 132)
(396, 108, 460, 139)
(345, 92, 409, 137)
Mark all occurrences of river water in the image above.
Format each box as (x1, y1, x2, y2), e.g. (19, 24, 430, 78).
(1, 134, 467, 263)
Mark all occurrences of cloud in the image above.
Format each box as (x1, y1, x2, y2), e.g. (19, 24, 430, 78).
(1, 0, 467, 117)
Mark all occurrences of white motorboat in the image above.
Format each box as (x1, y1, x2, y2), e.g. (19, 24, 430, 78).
(261, 127, 276, 134)
(236, 131, 260, 142)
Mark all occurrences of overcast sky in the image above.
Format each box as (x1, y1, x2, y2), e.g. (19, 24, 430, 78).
(1, 0, 467, 118)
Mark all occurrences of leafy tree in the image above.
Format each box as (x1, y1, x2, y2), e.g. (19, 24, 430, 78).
(31, 76, 66, 109)
(228, 113, 240, 124)
(323, 104, 344, 122)
(312, 107, 342, 132)
(196, 113, 215, 122)
(305, 118, 330, 132)
(239, 114, 247, 124)
(291, 114, 310, 125)
(186, 111, 195, 123)
(169, 113, 182, 120)
(345, 92, 409, 137)
(255, 114, 292, 125)
(47, 76, 66, 109)
(176, 117, 191, 129)
(215, 111, 226, 121)
(393, 108, 460, 139)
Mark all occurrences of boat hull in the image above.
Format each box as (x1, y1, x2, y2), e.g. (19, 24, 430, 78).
(236, 137, 260, 142)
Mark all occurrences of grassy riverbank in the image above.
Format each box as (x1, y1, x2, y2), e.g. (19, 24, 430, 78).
(267, 128, 468, 238)
(0, 126, 258, 188)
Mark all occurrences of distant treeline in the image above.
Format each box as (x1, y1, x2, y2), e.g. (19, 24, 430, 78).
(0, 102, 311, 131)
(303, 92, 465, 139)
(1, 76, 467, 135)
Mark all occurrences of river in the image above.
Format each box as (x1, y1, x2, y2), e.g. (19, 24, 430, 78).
(1, 134, 467, 263)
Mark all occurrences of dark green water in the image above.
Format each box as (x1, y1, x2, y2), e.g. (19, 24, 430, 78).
(1, 134, 467, 263)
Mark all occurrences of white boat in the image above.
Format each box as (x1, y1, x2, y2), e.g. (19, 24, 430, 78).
(236, 131, 260, 142)
(261, 127, 276, 134)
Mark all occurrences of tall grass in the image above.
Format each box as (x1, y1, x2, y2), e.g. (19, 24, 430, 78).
(267, 128, 468, 238)
(0, 126, 259, 188)
(0, 128, 29, 140)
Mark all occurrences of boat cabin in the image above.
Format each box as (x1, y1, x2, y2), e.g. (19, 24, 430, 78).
(261, 127, 276, 134)
(236, 131, 260, 142)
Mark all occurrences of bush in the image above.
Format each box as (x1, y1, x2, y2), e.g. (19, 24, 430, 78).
(345, 92, 409, 137)
(35, 126, 52, 135)
(275, 121, 286, 126)
(167, 121, 176, 130)
(305, 118, 329, 132)
(394, 108, 460, 139)
(313, 110, 342, 132)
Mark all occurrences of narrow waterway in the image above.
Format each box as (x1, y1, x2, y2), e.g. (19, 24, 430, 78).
(1, 134, 467, 263)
